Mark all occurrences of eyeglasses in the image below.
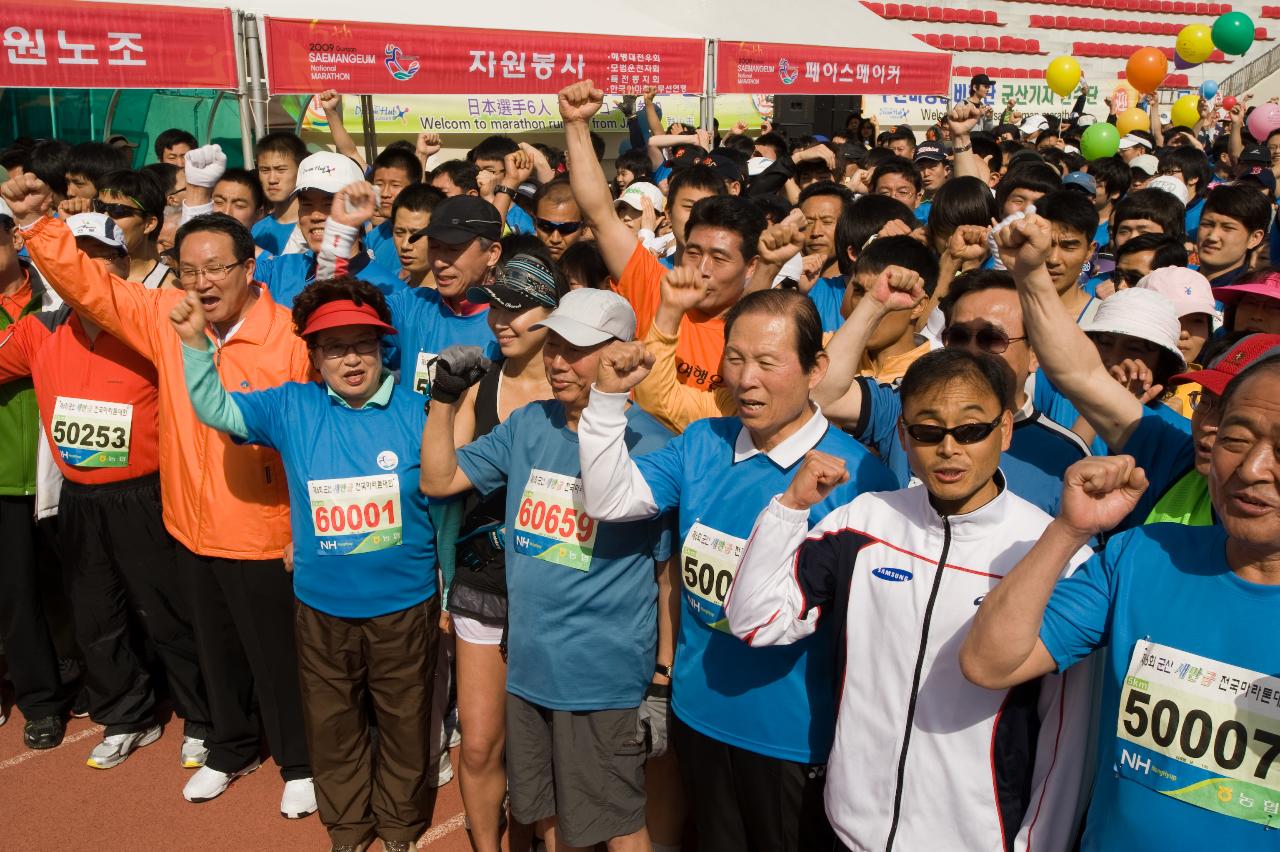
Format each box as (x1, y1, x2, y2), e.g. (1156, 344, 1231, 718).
(902, 416, 1004, 445)
(1110, 267, 1145, 287)
(1187, 389, 1220, 413)
(940, 323, 1027, 354)
(314, 338, 380, 360)
(176, 261, 243, 284)
(92, 199, 144, 220)
(535, 218, 584, 237)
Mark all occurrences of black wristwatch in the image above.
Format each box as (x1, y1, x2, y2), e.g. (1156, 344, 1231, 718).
(655, 662, 674, 679)
(494, 185, 519, 199)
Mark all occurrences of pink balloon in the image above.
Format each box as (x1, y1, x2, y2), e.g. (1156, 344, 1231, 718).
(1247, 103, 1280, 142)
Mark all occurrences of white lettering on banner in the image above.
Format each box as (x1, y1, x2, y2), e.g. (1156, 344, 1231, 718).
(468, 50, 587, 83)
(4, 27, 46, 65)
(106, 32, 144, 66)
(56, 31, 97, 65)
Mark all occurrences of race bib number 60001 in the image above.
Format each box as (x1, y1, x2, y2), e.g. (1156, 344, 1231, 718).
(51, 397, 132, 468)
(1116, 641, 1280, 827)
(512, 468, 596, 572)
(680, 522, 747, 634)
(308, 474, 403, 556)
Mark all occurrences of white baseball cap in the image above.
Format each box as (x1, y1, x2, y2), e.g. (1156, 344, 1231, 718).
(1020, 115, 1050, 136)
(1081, 287, 1186, 368)
(1147, 174, 1189, 205)
(293, 151, 367, 195)
(615, 181, 665, 213)
(1129, 154, 1159, 177)
(1118, 134, 1153, 151)
(530, 288, 636, 346)
(66, 212, 127, 253)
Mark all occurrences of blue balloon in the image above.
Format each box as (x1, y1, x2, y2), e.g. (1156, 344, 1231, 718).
(1201, 79, 1219, 99)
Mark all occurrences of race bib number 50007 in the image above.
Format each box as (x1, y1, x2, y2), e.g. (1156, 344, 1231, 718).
(308, 474, 403, 556)
(1116, 641, 1280, 827)
(51, 397, 132, 468)
(680, 522, 747, 634)
(513, 468, 596, 572)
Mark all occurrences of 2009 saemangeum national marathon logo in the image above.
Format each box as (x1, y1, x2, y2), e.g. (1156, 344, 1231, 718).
(385, 44, 421, 81)
(778, 58, 800, 86)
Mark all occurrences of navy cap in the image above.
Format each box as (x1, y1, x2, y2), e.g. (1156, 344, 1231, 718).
(913, 141, 949, 162)
(411, 195, 502, 244)
(1239, 144, 1271, 166)
(1063, 171, 1097, 196)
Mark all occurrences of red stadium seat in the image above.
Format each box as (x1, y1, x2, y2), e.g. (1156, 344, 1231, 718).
(985, 36, 999, 51)
(928, 6, 942, 21)
(983, 10, 997, 24)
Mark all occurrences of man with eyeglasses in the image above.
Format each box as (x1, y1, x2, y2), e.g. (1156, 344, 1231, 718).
(532, 179, 584, 262)
(818, 267, 1089, 517)
(3, 172, 318, 817)
(728, 347, 1092, 852)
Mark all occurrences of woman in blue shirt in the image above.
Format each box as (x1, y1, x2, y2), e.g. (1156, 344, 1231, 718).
(170, 277, 439, 852)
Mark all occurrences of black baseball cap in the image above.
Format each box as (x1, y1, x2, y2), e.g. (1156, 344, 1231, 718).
(914, 141, 949, 162)
(1239, 144, 1271, 166)
(971, 73, 994, 88)
(411, 195, 502, 244)
(467, 253, 559, 311)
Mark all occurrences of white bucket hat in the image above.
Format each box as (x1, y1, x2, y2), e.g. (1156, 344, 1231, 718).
(1146, 174, 1189, 206)
(1081, 287, 1186, 368)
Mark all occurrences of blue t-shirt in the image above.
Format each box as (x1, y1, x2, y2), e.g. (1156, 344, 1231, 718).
(658, 253, 675, 270)
(456, 401, 674, 711)
(808, 275, 846, 333)
(634, 416, 897, 763)
(505, 204, 535, 236)
(1041, 524, 1280, 850)
(250, 214, 296, 256)
(384, 287, 499, 394)
(857, 378, 1088, 517)
(1033, 368, 1109, 457)
(365, 220, 402, 273)
(1118, 405, 1197, 528)
(234, 380, 437, 618)
(1185, 195, 1205, 238)
(255, 250, 407, 308)
(1094, 220, 1110, 252)
(915, 199, 932, 223)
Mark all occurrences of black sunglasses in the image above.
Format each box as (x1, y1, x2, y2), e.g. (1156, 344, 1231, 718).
(92, 199, 144, 219)
(535, 218, 584, 236)
(1111, 267, 1145, 287)
(940, 323, 1026, 354)
(903, 416, 1004, 445)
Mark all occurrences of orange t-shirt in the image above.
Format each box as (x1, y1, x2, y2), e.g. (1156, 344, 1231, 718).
(613, 243, 725, 392)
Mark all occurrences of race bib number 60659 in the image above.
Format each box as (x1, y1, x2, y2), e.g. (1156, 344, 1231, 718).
(512, 468, 596, 572)
(1116, 641, 1280, 827)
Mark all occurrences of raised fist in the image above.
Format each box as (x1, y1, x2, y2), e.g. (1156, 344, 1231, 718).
(596, 340, 654, 394)
(559, 81, 604, 123)
(780, 450, 850, 511)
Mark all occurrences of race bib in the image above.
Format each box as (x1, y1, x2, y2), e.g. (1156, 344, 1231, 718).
(680, 522, 747, 633)
(308, 474, 402, 556)
(50, 397, 132, 468)
(1116, 641, 1280, 827)
(512, 468, 596, 571)
(413, 351, 437, 395)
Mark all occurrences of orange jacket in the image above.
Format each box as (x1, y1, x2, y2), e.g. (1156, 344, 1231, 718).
(23, 216, 311, 560)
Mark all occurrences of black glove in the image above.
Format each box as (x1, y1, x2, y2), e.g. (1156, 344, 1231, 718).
(429, 345, 492, 404)
(637, 684, 671, 759)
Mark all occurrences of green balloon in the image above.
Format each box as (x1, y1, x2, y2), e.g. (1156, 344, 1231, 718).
(1080, 122, 1120, 160)
(1212, 11, 1255, 56)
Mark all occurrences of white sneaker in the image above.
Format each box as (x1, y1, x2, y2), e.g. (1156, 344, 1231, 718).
(430, 746, 453, 788)
(180, 736, 209, 769)
(183, 760, 261, 803)
(280, 777, 317, 819)
(86, 725, 162, 769)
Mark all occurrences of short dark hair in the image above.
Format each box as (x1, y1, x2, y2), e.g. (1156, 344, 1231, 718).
(995, 162, 1061, 212)
(142, 162, 180, 198)
(940, 269, 1017, 324)
(667, 164, 728, 209)
(970, 134, 1003, 173)
(1088, 156, 1131, 201)
(467, 135, 519, 164)
(884, 126, 916, 148)
(724, 289, 824, 371)
(871, 156, 922, 194)
(1112, 188, 1186, 244)
(154, 128, 197, 160)
(429, 160, 480, 194)
(216, 168, 267, 211)
(67, 142, 130, 187)
(899, 347, 1016, 413)
(292, 277, 393, 343)
(798, 180, 855, 208)
(721, 133, 756, 158)
(1159, 146, 1211, 200)
(97, 169, 166, 241)
(559, 240, 611, 290)
(927, 175, 998, 244)
(1, 138, 35, 173)
(835, 194, 918, 275)
(613, 148, 653, 185)
(174, 213, 256, 264)
(391, 182, 446, 221)
(25, 139, 72, 197)
(1036, 189, 1100, 242)
(1202, 182, 1273, 237)
(254, 132, 308, 166)
(753, 132, 788, 159)
(856, 235, 940, 297)
(372, 147, 423, 183)
(684, 195, 766, 262)
(1114, 233, 1188, 270)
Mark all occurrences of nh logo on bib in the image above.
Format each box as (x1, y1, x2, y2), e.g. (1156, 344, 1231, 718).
(872, 567, 913, 583)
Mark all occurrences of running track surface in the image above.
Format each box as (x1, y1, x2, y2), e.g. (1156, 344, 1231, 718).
(0, 707, 477, 851)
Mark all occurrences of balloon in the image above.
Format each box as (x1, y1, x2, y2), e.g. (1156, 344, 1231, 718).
(1045, 55, 1081, 97)
(1247, 103, 1280, 143)
(1126, 48, 1169, 94)
(1173, 53, 1200, 71)
(1201, 79, 1219, 100)
(1223, 95, 1238, 110)
(1176, 24, 1215, 65)
(1212, 11, 1256, 56)
(1170, 94, 1201, 129)
(1080, 122, 1121, 160)
(1116, 107, 1149, 136)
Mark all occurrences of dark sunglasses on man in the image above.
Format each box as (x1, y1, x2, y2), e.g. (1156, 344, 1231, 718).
(535, 217, 584, 236)
(92, 198, 144, 220)
(1110, 267, 1145, 288)
(940, 322, 1027, 355)
(901, 416, 1004, 445)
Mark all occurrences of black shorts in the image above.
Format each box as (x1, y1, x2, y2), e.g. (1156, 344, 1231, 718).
(505, 693, 646, 847)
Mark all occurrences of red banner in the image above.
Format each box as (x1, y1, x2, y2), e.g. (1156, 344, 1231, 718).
(264, 18, 705, 96)
(0, 1, 238, 89)
(717, 41, 951, 96)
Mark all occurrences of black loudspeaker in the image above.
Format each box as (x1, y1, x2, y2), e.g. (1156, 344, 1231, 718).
(771, 95, 862, 138)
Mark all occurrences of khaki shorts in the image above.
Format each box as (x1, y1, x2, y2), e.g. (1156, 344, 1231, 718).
(505, 693, 646, 847)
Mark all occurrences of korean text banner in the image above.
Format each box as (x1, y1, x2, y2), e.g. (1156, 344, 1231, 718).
(0, 1, 237, 89)
(264, 18, 705, 96)
(717, 41, 950, 96)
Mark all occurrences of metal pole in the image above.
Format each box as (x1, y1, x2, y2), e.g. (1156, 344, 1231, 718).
(102, 89, 121, 140)
(700, 39, 716, 132)
(242, 13, 269, 138)
(232, 11, 256, 165)
(359, 94, 377, 163)
(203, 91, 226, 145)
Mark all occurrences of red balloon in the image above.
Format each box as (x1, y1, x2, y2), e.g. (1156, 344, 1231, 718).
(1126, 47, 1169, 94)
(1223, 95, 1239, 110)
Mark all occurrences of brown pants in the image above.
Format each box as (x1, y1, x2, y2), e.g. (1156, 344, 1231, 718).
(296, 596, 440, 846)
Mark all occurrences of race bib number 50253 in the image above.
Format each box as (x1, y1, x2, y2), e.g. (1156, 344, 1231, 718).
(51, 397, 132, 468)
(1116, 641, 1280, 827)
(307, 474, 402, 556)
